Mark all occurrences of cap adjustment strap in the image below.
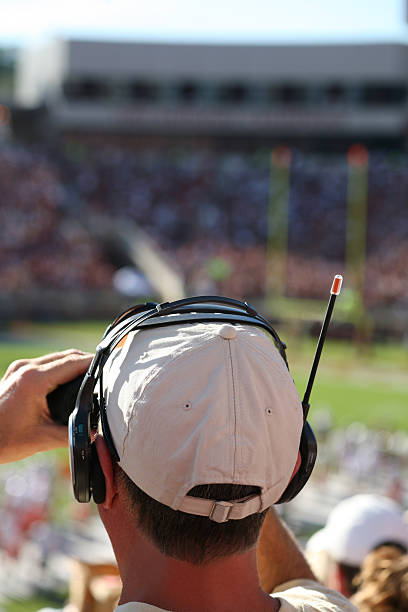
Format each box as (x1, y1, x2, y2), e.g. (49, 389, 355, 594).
(176, 490, 274, 522)
(209, 501, 234, 523)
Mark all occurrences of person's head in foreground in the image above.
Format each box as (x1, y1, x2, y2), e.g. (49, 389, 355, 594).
(306, 494, 408, 598)
(97, 322, 301, 594)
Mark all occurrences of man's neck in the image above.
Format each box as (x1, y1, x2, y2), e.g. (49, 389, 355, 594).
(113, 526, 279, 611)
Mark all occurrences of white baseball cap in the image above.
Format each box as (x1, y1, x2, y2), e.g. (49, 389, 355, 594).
(306, 494, 408, 567)
(101, 321, 304, 522)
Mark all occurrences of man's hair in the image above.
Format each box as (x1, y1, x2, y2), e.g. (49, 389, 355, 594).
(116, 466, 268, 565)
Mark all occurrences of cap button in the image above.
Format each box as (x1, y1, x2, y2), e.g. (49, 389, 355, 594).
(218, 324, 237, 340)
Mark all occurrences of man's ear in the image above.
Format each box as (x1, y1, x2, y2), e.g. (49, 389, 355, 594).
(94, 434, 117, 510)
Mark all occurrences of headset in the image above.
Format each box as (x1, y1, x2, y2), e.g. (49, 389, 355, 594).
(48, 280, 342, 508)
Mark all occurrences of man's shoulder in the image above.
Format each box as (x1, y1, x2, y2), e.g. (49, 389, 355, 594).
(274, 578, 358, 612)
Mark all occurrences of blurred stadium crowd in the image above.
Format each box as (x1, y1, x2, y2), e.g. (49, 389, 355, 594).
(1, 141, 407, 305)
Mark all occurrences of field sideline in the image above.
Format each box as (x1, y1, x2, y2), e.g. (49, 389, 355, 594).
(0, 320, 407, 431)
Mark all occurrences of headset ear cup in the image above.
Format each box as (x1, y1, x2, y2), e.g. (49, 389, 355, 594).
(69, 409, 92, 503)
(275, 421, 317, 504)
(91, 443, 106, 504)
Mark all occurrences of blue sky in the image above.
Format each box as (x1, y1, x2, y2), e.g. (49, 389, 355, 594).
(0, 0, 406, 46)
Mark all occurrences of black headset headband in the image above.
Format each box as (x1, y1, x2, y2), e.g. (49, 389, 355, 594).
(98, 296, 287, 362)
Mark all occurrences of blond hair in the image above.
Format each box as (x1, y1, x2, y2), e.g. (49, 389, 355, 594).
(351, 546, 408, 611)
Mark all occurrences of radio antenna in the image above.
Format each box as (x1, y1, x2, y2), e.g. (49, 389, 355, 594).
(302, 274, 343, 418)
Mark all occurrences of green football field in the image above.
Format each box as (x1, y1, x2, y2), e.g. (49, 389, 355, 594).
(0, 320, 406, 431)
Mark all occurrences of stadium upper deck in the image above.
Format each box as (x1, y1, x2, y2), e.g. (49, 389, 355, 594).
(13, 38, 408, 145)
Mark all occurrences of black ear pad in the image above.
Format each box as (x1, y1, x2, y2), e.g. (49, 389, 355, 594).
(275, 421, 317, 504)
(68, 409, 91, 503)
(91, 443, 106, 504)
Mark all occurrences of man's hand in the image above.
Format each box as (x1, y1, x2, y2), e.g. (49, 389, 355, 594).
(0, 349, 93, 464)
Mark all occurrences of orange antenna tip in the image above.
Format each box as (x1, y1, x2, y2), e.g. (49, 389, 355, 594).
(330, 274, 343, 295)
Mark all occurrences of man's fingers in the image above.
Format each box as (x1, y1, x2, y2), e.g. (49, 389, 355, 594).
(4, 349, 88, 380)
(30, 349, 88, 365)
(4, 358, 30, 379)
(40, 352, 94, 394)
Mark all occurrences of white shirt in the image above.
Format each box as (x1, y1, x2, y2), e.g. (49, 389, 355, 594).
(114, 578, 357, 611)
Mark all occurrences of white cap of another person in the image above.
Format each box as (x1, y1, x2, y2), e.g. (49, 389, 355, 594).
(306, 494, 408, 567)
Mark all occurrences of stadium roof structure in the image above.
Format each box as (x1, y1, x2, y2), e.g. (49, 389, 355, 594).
(13, 38, 408, 142)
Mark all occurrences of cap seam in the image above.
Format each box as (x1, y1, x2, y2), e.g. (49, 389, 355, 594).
(227, 339, 237, 480)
